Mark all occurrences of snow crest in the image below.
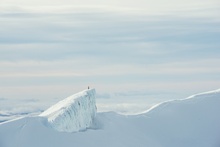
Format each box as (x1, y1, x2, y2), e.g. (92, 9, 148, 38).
(40, 89, 97, 132)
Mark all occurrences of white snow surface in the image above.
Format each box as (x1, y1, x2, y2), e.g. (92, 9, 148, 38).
(39, 89, 97, 132)
(0, 89, 220, 147)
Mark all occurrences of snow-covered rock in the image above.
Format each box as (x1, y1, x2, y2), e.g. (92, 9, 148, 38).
(39, 89, 97, 132)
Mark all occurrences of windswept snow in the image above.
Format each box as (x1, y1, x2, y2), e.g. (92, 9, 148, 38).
(39, 89, 97, 132)
(0, 89, 220, 147)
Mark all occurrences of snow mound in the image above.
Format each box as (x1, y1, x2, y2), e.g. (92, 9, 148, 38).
(39, 89, 97, 132)
(0, 89, 220, 147)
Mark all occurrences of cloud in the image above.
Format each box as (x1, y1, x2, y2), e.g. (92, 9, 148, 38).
(0, 7, 219, 66)
(0, 6, 220, 44)
(0, 98, 6, 101)
(96, 93, 111, 99)
(114, 90, 176, 97)
(1, 0, 220, 12)
(96, 103, 152, 114)
(0, 5, 219, 115)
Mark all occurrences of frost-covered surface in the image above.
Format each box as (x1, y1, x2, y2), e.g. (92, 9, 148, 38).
(39, 89, 97, 132)
(0, 89, 220, 147)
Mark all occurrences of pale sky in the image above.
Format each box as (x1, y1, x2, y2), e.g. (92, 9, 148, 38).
(1, 0, 219, 8)
(0, 0, 220, 114)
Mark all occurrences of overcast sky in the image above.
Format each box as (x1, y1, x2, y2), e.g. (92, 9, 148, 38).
(0, 0, 220, 114)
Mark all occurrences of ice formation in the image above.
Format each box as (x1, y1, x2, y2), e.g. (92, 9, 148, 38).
(39, 89, 97, 132)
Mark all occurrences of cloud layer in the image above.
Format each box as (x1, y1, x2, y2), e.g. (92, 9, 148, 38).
(0, 4, 220, 115)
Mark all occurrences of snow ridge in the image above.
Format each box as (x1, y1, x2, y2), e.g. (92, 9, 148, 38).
(40, 89, 97, 132)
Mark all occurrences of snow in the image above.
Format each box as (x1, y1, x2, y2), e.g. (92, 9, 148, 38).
(39, 89, 97, 132)
(0, 89, 220, 147)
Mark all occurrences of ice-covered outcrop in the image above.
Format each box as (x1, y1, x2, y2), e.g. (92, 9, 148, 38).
(39, 89, 96, 132)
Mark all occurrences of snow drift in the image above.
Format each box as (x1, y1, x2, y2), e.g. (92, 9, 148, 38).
(39, 89, 97, 132)
(0, 89, 220, 147)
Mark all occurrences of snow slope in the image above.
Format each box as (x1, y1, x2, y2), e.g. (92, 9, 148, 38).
(0, 89, 220, 147)
(39, 89, 97, 132)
